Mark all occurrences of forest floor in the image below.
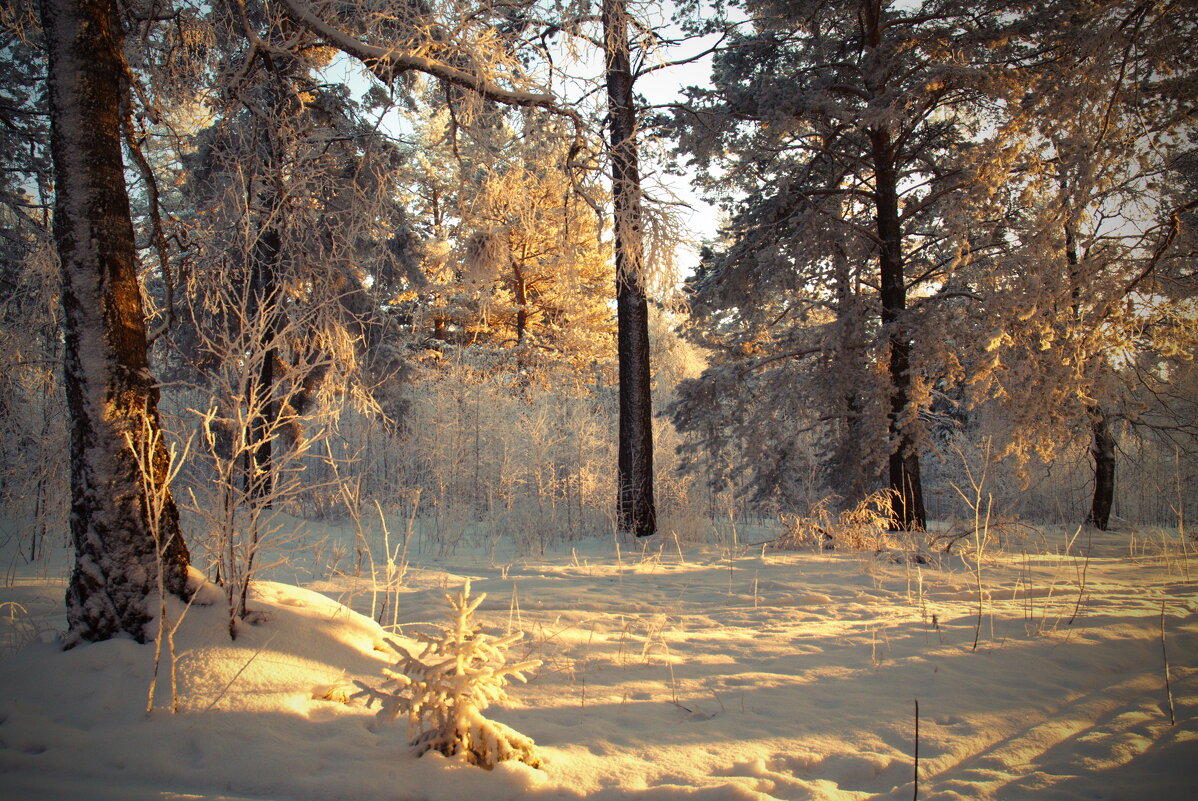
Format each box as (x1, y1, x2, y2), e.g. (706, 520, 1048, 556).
(0, 517, 1195, 800)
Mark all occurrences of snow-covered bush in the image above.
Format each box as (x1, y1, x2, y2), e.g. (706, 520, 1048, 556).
(355, 579, 542, 769)
(777, 490, 896, 552)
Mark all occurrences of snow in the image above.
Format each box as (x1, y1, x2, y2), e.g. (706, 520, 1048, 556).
(1, 523, 1195, 800)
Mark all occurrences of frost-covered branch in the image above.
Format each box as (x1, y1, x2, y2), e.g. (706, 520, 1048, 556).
(277, 0, 556, 112)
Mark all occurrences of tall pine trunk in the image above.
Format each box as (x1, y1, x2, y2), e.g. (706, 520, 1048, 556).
(41, 0, 190, 645)
(870, 128, 926, 530)
(603, 0, 656, 537)
(243, 75, 290, 508)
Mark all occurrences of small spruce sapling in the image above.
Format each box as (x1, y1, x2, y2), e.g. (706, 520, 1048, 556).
(355, 580, 542, 769)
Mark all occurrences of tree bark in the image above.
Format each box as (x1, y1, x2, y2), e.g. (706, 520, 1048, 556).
(512, 260, 531, 383)
(1087, 410, 1115, 530)
(239, 70, 292, 508)
(1065, 222, 1115, 530)
(247, 211, 283, 506)
(603, 0, 656, 536)
(831, 249, 869, 510)
(870, 127, 926, 530)
(513, 261, 528, 344)
(41, 0, 190, 646)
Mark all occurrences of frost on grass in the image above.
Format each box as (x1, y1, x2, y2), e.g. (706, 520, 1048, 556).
(355, 579, 542, 770)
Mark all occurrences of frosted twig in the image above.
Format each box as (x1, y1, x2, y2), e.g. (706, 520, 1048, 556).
(201, 632, 279, 714)
(1066, 527, 1091, 626)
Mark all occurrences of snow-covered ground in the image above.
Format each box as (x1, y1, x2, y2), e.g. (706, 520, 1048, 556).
(1, 519, 1195, 800)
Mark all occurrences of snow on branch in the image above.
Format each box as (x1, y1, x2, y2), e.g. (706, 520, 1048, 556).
(276, 0, 556, 111)
(354, 579, 542, 769)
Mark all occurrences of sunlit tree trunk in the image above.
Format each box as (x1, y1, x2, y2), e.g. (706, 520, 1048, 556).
(41, 0, 190, 645)
(603, 0, 656, 537)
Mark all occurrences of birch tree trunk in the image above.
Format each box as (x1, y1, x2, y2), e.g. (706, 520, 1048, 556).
(41, 0, 190, 645)
(603, 0, 656, 537)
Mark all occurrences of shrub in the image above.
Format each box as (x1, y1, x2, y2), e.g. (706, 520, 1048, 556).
(777, 490, 896, 551)
(355, 579, 542, 769)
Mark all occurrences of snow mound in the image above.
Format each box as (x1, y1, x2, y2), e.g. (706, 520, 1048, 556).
(0, 580, 545, 801)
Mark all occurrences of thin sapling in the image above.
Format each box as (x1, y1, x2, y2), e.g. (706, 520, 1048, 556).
(355, 579, 542, 769)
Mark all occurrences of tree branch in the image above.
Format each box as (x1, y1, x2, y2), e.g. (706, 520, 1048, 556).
(276, 0, 559, 112)
(1124, 199, 1198, 296)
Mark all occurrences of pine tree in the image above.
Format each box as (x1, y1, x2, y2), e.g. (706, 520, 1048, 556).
(397, 108, 615, 381)
(158, 3, 421, 625)
(355, 580, 542, 769)
(180, 2, 417, 500)
(669, 0, 1021, 526)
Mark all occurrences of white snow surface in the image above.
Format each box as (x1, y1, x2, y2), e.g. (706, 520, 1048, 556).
(1, 523, 1196, 801)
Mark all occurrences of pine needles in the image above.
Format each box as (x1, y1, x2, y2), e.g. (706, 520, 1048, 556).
(354, 579, 542, 769)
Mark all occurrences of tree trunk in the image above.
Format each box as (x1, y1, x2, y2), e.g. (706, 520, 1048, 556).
(831, 249, 869, 510)
(247, 214, 282, 506)
(1064, 223, 1114, 529)
(512, 260, 530, 383)
(240, 71, 291, 508)
(513, 261, 528, 344)
(603, 0, 656, 537)
(870, 127, 926, 530)
(1086, 409, 1115, 529)
(41, 0, 190, 646)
